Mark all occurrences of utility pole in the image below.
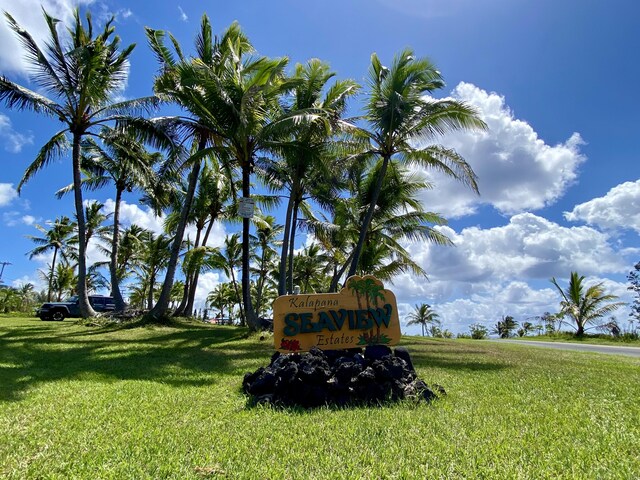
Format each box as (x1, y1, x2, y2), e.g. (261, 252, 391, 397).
(0, 261, 11, 286)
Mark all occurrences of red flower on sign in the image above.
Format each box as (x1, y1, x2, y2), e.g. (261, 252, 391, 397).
(280, 338, 301, 352)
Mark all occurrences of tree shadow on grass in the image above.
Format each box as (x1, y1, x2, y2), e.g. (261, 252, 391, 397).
(0, 319, 272, 402)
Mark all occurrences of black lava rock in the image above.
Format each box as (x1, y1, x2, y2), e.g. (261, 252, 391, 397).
(242, 347, 444, 408)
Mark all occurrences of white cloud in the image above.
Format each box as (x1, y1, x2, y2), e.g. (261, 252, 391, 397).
(389, 212, 633, 334)
(417, 82, 586, 217)
(403, 213, 627, 291)
(564, 180, 640, 233)
(22, 215, 36, 225)
(102, 199, 165, 235)
(0, 0, 94, 75)
(0, 114, 33, 152)
(178, 6, 188, 22)
(0, 183, 18, 207)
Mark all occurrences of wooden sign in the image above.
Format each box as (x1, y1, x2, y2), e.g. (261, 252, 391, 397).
(273, 275, 401, 352)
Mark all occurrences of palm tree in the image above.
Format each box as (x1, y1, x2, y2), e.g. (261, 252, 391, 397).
(58, 128, 161, 311)
(0, 8, 168, 317)
(77, 201, 111, 251)
(491, 315, 518, 338)
(134, 232, 171, 310)
(211, 234, 244, 323)
(203, 31, 291, 330)
(145, 16, 257, 321)
(27, 216, 76, 301)
(293, 243, 331, 294)
(407, 303, 440, 337)
(550, 272, 625, 336)
(347, 49, 486, 278)
(261, 59, 358, 295)
(250, 215, 283, 316)
(308, 160, 451, 289)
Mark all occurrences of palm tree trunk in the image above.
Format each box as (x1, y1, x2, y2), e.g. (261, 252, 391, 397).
(47, 247, 58, 302)
(329, 250, 356, 292)
(287, 199, 300, 295)
(184, 216, 217, 316)
(147, 145, 204, 321)
(110, 186, 126, 311)
(347, 155, 391, 278)
(278, 190, 295, 295)
(241, 161, 258, 330)
(72, 133, 96, 318)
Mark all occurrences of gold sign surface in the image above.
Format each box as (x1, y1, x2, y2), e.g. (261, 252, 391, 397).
(273, 276, 401, 352)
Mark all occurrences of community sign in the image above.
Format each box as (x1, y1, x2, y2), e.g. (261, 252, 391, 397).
(273, 275, 401, 352)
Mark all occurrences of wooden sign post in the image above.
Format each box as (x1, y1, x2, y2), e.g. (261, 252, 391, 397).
(273, 275, 401, 352)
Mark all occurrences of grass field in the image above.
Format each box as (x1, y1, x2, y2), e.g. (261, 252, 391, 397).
(513, 332, 640, 346)
(1, 316, 639, 479)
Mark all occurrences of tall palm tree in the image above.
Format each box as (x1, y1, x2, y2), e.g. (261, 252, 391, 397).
(27, 216, 76, 301)
(165, 159, 234, 317)
(205, 34, 291, 330)
(145, 16, 252, 321)
(0, 8, 168, 317)
(347, 49, 486, 278)
(550, 272, 624, 336)
(407, 303, 440, 337)
(57, 128, 161, 311)
(211, 234, 244, 323)
(261, 59, 358, 295)
(134, 231, 171, 310)
(250, 215, 283, 316)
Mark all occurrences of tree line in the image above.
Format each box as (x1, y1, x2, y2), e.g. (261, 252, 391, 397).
(0, 8, 486, 328)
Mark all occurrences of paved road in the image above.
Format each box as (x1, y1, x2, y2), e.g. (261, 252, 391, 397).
(488, 339, 640, 358)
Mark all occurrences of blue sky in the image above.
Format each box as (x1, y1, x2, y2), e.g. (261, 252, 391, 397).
(0, 0, 638, 333)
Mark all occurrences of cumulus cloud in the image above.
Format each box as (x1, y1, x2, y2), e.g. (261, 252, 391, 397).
(416, 82, 585, 217)
(564, 180, 640, 233)
(401, 213, 627, 297)
(0, 183, 18, 207)
(0, 0, 95, 75)
(389, 212, 633, 334)
(0, 114, 33, 152)
(100, 199, 228, 249)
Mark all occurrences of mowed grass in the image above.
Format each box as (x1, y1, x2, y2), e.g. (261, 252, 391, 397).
(1, 317, 638, 479)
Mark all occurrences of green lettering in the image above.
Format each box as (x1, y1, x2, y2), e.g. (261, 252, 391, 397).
(348, 309, 356, 329)
(316, 311, 336, 332)
(299, 312, 314, 333)
(283, 313, 299, 336)
(356, 309, 373, 330)
(330, 309, 347, 330)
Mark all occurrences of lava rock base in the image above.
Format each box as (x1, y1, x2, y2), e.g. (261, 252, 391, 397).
(242, 345, 445, 408)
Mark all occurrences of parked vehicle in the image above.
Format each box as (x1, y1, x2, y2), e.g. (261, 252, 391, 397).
(36, 295, 115, 321)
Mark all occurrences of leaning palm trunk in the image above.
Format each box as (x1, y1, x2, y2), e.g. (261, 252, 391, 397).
(347, 156, 390, 278)
(147, 158, 202, 320)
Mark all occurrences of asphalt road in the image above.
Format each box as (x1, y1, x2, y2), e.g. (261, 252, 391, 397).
(488, 339, 640, 358)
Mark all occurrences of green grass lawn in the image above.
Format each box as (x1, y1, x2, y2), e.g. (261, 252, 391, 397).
(1, 316, 639, 479)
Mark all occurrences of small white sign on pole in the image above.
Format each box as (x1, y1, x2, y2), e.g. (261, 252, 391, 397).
(238, 197, 255, 218)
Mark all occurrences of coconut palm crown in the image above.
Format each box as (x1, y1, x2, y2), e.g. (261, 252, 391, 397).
(347, 49, 486, 278)
(550, 272, 625, 336)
